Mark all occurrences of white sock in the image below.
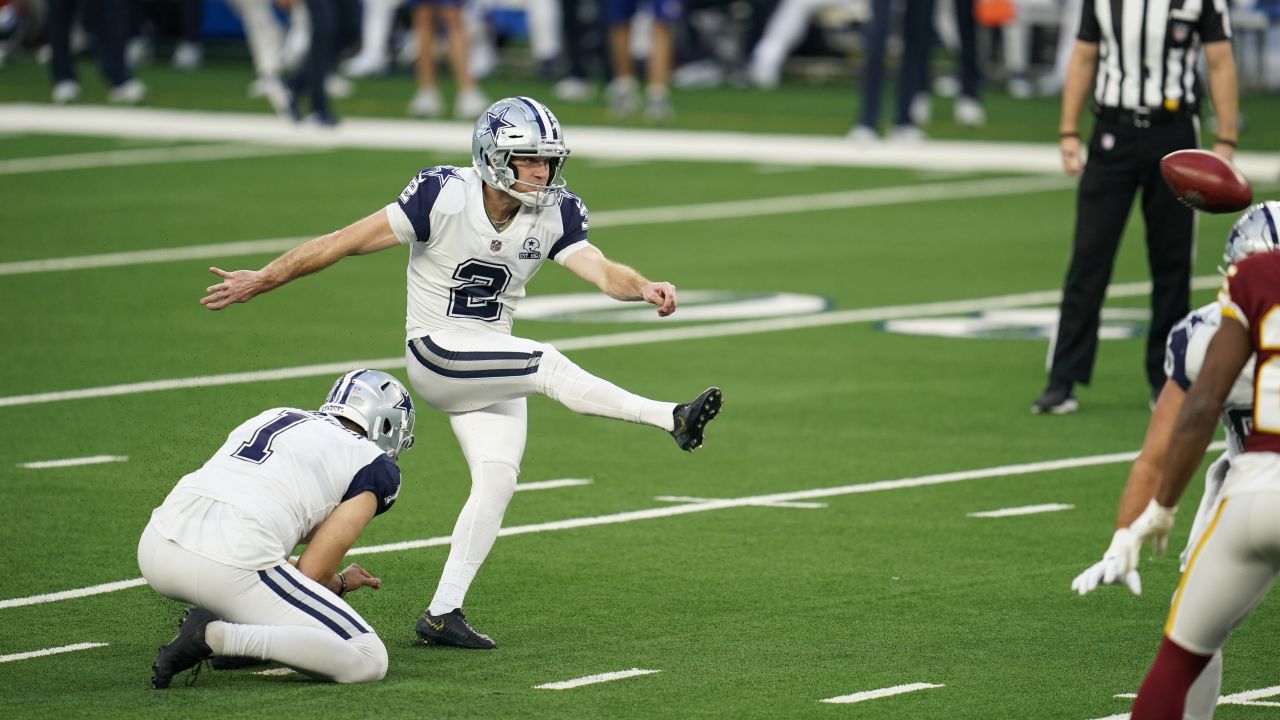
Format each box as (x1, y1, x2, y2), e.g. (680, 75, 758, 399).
(1183, 649, 1223, 720)
(428, 460, 517, 615)
(537, 347, 676, 430)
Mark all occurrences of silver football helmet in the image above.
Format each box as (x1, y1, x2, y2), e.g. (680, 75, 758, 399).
(1222, 201, 1280, 269)
(471, 96, 570, 207)
(320, 369, 416, 459)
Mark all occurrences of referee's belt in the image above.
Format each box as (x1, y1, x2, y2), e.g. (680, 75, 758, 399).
(1094, 106, 1196, 128)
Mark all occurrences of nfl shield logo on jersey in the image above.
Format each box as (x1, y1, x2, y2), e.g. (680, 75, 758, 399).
(519, 237, 542, 260)
(489, 239, 503, 253)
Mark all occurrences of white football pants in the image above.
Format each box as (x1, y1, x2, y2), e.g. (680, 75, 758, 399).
(405, 330, 675, 612)
(137, 524, 387, 683)
(1164, 453, 1280, 659)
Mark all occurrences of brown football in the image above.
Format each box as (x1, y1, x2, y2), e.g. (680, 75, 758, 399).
(1159, 149, 1252, 214)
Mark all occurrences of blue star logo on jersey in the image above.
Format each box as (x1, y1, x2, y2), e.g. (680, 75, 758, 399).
(426, 166, 463, 189)
(481, 107, 516, 142)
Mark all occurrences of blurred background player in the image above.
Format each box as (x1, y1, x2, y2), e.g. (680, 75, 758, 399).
(139, 369, 415, 688)
(407, 0, 489, 118)
(1070, 201, 1280, 720)
(605, 0, 679, 119)
(1119, 202, 1280, 719)
(47, 0, 146, 104)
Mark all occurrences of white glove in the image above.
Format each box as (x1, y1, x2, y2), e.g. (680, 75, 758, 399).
(1071, 529, 1143, 596)
(1119, 499, 1177, 574)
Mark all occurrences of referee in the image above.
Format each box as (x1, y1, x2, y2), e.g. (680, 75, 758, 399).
(1032, 0, 1238, 415)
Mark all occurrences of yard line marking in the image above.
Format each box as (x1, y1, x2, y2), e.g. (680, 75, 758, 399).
(255, 667, 297, 677)
(655, 495, 827, 509)
(19, 455, 129, 469)
(1220, 685, 1280, 706)
(820, 682, 944, 704)
(1088, 714, 1129, 720)
(0, 578, 149, 609)
(0, 278, 1221, 409)
(1, 441, 1225, 610)
(0, 642, 109, 663)
(0, 143, 321, 176)
(967, 503, 1074, 518)
(535, 668, 661, 690)
(0, 176, 1072, 277)
(516, 478, 592, 492)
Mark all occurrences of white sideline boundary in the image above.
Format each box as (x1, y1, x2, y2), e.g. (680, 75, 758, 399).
(0, 442, 1226, 610)
(1, 105, 1277, 180)
(0, 276, 1224, 409)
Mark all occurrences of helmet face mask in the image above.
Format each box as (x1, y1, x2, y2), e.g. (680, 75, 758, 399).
(1221, 201, 1280, 271)
(472, 97, 570, 207)
(320, 370, 416, 459)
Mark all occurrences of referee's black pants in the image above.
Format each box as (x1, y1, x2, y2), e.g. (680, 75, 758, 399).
(1049, 115, 1197, 395)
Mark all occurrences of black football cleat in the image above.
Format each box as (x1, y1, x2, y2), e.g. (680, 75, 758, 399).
(209, 656, 269, 671)
(670, 387, 722, 452)
(414, 608, 496, 649)
(152, 607, 216, 689)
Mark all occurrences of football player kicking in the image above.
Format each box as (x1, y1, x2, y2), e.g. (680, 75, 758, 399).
(139, 370, 415, 687)
(199, 96, 722, 649)
(1069, 202, 1280, 718)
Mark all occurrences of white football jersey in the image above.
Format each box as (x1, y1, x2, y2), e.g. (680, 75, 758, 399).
(384, 165, 592, 339)
(149, 408, 401, 570)
(1164, 301, 1257, 455)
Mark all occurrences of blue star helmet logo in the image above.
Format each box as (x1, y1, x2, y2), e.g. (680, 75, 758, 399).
(393, 390, 414, 415)
(482, 107, 517, 142)
(426, 166, 463, 188)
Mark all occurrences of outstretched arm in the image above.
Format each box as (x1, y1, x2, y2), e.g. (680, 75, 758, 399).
(201, 210, 400, 310)
(562, 245, 677, 317)
(295, 492, 382, 595)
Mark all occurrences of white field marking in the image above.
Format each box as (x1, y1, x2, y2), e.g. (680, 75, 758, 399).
(0, 442, 1225, 610)
(0, 642, 109, 663)
(1088, 714, 1129, 720)
(0, 278, 1221, 409)
(255, 667, 297, 677)
(0, 175, 1072, 277)
(534, 668, 661, 690)
(2, 105, 1277, 179)
(515, 478, 592, 492)
(19, 455, 128, 469)
(0, 143, 321, 175)
(654, 494, 827, 509)
(819, 682, 944, 704)
(1219, 685, 1280, 707)
(966, 503, 1074, 518)
(751, 163, 812, 174)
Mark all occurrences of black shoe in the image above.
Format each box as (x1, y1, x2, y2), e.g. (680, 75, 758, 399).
(415, 608, 496, 649)
(1031, 384, 1078, 415)
(152, 607, 216, 689)
(671, 387, 722, 451)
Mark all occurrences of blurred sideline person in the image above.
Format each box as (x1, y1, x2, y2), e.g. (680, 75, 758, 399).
(1070, 202, 1280, 720)
(1031, 0, 1238, 414)
(848, 0, 934, 142)
(605, 0, 679, 119)
(139, 369, 416, 688)
(48, 0, 146, 104)
(1119, 204, 1280, 719)
(279, 0, 359, 125)
(198, 96, 723, 649)
(407, 0, 488, 118)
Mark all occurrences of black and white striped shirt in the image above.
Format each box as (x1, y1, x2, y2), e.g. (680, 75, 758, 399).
(1078, 0, 1232, 112)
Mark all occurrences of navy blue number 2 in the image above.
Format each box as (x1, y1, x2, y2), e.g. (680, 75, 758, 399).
(449, 259, 512, 321)
(231, 411, 311, 464)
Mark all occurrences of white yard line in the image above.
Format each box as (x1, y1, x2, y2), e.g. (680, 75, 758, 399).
(0, 642, 108, 663)
(967, 503, 1074, 518)
(655, 495, 827, 509)
(0, 278, 1221, 409)
(254, 667, 297, 677)
(819, 682, 944, 704)
(0, 176, 1074, 277)
(0, 143, 321, 175)
(19, 455, 129, 469)
(516, 478, 592, 492)
(534, 668, 661, 690)
(0, 442, 1225, 610)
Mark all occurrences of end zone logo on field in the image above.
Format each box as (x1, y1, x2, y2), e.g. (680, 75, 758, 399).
(517, 291, 831, 323)
(877, 308, 1147, 340)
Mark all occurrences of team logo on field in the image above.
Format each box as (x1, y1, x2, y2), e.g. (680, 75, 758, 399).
(519, 237, 542, 260)
(490, 239, 503, 253)
(877, 308, 1146, 340)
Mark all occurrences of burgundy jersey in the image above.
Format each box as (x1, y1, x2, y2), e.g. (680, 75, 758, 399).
(1220, 251, 1280, 454)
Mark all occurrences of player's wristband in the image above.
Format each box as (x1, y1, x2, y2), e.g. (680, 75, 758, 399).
(1059, 131, 1080, 139)
(336, 572, 347, 596)
(1215, 138, 1237, 148)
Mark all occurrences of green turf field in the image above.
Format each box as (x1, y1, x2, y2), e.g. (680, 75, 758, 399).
(2, 63, 1279, 718)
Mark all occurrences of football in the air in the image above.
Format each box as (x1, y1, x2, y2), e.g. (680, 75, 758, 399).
(1159, 149, 1252, 213)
